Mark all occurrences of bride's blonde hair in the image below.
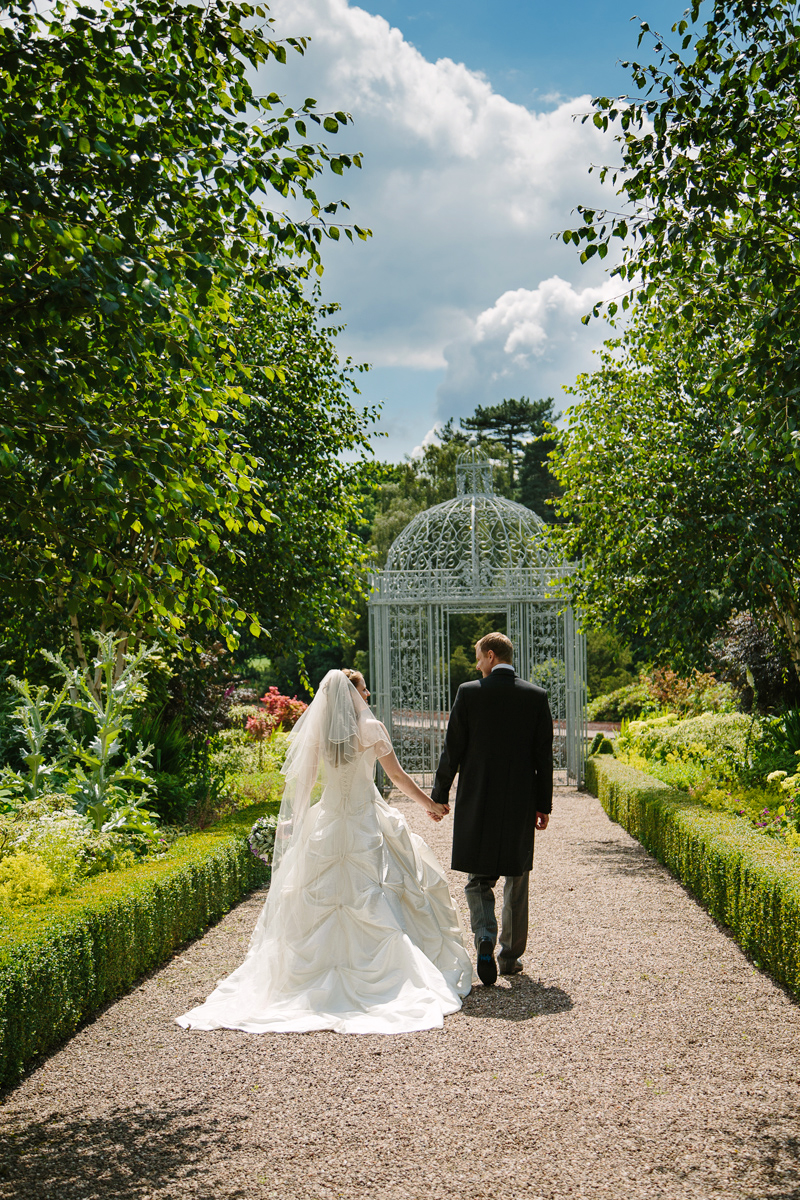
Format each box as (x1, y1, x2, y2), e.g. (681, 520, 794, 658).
(341, 668, 364, 688)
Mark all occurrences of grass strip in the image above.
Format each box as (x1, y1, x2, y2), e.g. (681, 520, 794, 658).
(0, 802, 276, 1088)
(586, 755, 800, 998)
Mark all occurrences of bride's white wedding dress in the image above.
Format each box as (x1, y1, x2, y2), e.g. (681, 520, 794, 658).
(176, 671, 472, 1035)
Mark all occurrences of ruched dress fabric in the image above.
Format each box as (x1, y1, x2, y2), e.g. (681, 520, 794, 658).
(176, 717, 472, 1035)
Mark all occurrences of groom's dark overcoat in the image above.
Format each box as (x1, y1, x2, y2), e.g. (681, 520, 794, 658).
(430, 670, 553, 876)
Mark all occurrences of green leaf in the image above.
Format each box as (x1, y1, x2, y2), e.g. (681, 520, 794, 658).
(0, 0, 375, 665)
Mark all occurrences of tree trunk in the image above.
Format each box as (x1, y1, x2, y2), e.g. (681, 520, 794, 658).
(772, 595, 800, 685)
(114, 636, 129, 683)
(69, 616, 103, 703)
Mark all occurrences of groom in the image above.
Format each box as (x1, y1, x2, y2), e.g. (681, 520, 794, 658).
(430, 632, 553, 985)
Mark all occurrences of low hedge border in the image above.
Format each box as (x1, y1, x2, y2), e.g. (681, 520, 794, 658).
(585, 754, 800, 999)
(0, 802, 276, 1088)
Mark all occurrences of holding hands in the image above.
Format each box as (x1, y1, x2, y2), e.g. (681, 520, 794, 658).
(377, 747, 451, 821)
(424, 797, 450, 823)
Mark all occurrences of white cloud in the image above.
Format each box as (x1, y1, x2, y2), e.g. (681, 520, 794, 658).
(264, 0, 621, 449)
(409, 421, 445, 459)
(437, 276, 621, 415)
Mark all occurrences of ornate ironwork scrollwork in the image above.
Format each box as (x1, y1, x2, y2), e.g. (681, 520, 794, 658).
(369, 446, 587, 785)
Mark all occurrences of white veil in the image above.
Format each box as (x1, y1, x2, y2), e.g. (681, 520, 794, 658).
(272, 670, 391, 873)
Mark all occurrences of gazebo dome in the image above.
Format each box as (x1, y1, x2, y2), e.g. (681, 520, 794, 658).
(384, 446, 556, 593)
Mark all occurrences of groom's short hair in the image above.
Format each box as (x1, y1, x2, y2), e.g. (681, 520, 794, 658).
(476, 632, 513, 662)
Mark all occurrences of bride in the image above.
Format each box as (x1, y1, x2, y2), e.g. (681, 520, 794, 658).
(176, 669, 472, 1034)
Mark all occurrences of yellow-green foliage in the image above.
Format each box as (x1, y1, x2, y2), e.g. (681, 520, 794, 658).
(620, 711, 752, 769)
(769, 758, 800, 801)
(10, 807, 91, 892)
(615, 711, 757, 790)
(0, 800, 277, 1087)
(586, 754, 800, 997)
(0, 852, 57, 908)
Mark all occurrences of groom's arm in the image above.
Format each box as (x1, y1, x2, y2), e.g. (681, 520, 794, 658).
(431, 689, 468, 804)
(533, 693, 554, 815)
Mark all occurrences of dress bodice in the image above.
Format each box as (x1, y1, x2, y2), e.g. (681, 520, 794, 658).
(319, 720, 391, 809)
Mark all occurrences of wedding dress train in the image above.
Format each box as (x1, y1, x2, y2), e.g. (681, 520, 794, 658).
(176, 672, 472, 1035)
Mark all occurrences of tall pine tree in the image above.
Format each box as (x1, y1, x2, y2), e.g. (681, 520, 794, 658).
(460, 397, 560, 517)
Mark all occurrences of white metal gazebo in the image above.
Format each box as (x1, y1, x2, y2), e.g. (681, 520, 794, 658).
(368, 446, 587, 786)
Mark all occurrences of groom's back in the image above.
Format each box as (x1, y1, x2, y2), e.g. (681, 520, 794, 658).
(433, 671, 553, 876)
(460, 673, 545, 732)
(456, 674, 549, 780)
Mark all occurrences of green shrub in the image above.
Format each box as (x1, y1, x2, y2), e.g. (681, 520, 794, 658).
(585, 754, 800, 999)
(2, 798, 141, 887)
(773, 708, 800, 758)
(748, 710, 800, 780)
(45, 634, 158, 826)
(623, 710, 752, 757)
(150, 771, 195, 825)
(233, 770, 284, 806)
(587, 733, 614, 755)
(617, 711, 756, 783)
(125, 714, 194, 823)
(587, 679, 660, 721)
(127, 713, 189, 778)
(209, 727, 259, 779)
(638, 756, 708, 791)
(646, 666, 738, 716)
(588, 668, 738, 723)
(227, 703, 263, 728)
(10, 808, 89, 890)
(0, 800, 276, 1087)
(586, 627, 638, 700)
(685, 776, 800, 843)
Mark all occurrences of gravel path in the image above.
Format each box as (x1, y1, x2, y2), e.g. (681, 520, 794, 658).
(3, 788, 800, 1200)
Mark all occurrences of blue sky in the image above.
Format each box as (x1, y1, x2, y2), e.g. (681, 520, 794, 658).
(266, 0, 692, 461)
(357, 0, 687, 108)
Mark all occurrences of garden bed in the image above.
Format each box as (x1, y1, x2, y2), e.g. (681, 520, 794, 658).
(0, 800, 276, 1088)
(586, 754, 800, 1000)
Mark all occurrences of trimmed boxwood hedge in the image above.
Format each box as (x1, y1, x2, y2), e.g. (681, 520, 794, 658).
(586, 754, 800, 998)
(0, 802, 275, 1088)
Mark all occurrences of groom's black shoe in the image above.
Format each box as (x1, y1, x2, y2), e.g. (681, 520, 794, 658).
(477, 938, 497, 987)
(499, 958, 523, 975)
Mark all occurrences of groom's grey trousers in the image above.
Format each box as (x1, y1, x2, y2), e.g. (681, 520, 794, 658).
(464, 873, 529, 964)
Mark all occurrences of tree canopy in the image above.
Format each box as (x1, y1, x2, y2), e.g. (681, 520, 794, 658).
(217, 292, 378, 666)
(559, 0, 800, 681)
(566, 0, 800, 472)
(553, 303, 800, 680)
(0, 0, 372, 674)
(461, 398, 550, 488)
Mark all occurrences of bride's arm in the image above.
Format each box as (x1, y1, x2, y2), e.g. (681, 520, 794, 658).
(377, 749, 450, 822)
